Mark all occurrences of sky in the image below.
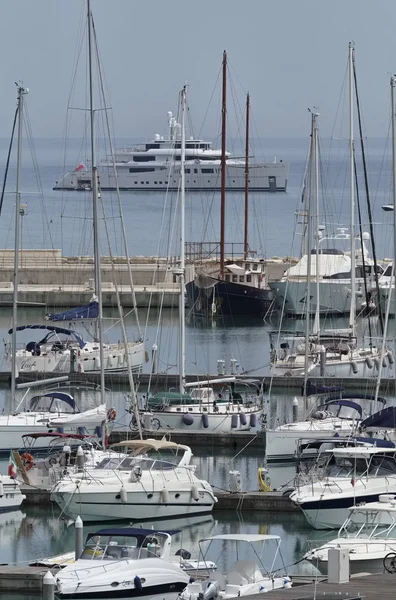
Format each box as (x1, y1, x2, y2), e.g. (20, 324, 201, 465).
(1, 0, 396, 140)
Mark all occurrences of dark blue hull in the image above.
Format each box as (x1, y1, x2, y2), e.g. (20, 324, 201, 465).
(186, 276, 275, 317)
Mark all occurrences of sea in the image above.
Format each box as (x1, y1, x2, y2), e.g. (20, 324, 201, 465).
(0, 135, 395, 598)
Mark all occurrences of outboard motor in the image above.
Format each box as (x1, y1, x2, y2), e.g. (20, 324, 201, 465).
(202, 580, 220, 600)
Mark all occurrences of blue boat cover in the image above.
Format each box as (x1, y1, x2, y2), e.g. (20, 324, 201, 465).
(8, 324, 86, 349)
(360, 406, 396, 430)
(305, 379, 344, 396)
(46, 300, 99, 322)
(28, 391, 77, 411)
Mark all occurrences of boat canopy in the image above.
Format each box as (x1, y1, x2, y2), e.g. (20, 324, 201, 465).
(305, 379, 344, 396)
(8, 325, 86, 349)
(86, 528, 180, 544)
(326, 392, 386, 405)
(46, 299, 99, 322)
(21, 432, 92, 440)
(28, 391, 77, 412)
(199, 534, 280, 543)
(110, 439, 189, 452)
(323, 399, 363, 417)
(361, 406, 396, 430)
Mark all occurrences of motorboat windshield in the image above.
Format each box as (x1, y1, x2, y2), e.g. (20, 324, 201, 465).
(80, 529, 174, 561)
(95, 450, 185, 472)
(327, 453, 396, 479)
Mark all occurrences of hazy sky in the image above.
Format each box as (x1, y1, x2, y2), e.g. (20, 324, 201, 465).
(1, 0, 396, 140)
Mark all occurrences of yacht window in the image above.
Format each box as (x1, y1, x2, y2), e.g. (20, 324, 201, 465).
(239, 276, 244, 282)
(194, 169, 198, 174)
(154, 181, 157, 184)
(368, 455, 396, 476)
(133, 156, 155, 162)
(185, 168, 190, 174)
(145, 143, 161, 150)
(129, 167, 155, 173)
(202, 168, 214, 174)
(252, 264, 258, 271)
(232, 275, 238, 282)
(247, 275, 252, 282)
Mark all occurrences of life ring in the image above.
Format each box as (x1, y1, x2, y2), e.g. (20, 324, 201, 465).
(107, 407, 117, 422)
(21, 453, 34, 471)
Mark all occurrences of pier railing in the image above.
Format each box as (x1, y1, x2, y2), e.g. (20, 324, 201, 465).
(185, 242, 256, 264)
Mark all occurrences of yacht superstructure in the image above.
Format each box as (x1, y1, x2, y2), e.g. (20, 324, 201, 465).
(54, 112, 288, 192)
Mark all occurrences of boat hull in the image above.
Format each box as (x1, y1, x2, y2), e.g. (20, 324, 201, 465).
(145, 407, 263, 433)
(297, 490, 396, 529)
(186, 276, 274, 317)
(269, 279, 370, 316)
(54, 163, 288, 192)
(306, 554, 391, 576)
(0, 478, 25, 512)
(57, 583, 187, 600)
(51, 488, 216, 522)
(11, 341, 146, 374)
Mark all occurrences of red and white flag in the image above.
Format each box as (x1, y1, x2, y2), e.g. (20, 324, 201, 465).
(74, 163, 86, 172)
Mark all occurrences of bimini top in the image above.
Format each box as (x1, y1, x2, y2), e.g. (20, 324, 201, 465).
(86, 528, 180, 543)
(21, 432, 92, 440)
(110, 439, 189, 452)
(28, 391, 77, 412)
(199, 534, 281, 543)
(8, 325, 86, 349)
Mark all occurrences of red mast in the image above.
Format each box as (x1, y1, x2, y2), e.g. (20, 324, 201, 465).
(244, 93, 250, 260)
(220, 50, 227, 278)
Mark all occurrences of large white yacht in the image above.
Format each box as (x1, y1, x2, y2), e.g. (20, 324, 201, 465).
(269, 229, 382, 316)
(54, 112, 288, 192)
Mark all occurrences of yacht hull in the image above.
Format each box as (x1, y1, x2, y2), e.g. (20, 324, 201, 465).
(58, 585, 186, 600)
(0, 478, 25, 512)
(146, 407, 263, 433)
(269, 279, 369, 316)
(54, 163, 288, 192)
(298, 491, 396, 529)
(11, 341, 146, 374)
(186, 276, 274, 317)
(51, 488, 216, 522)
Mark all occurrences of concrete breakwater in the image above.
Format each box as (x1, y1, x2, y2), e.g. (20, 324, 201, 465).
(0, 249, 288, 308)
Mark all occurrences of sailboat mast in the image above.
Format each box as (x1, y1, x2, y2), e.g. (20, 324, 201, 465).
(87, 0, 105, 402)
(220, 50, 227, 278)
(11, 84, 27, 401)
(313, 110, 320, 336)
(348, 42, 356, 336)
(244, 93, 250, 260)
(391, 75, 396, 363)
(179, 85, 187, 394)
(303, 110, 317, 400)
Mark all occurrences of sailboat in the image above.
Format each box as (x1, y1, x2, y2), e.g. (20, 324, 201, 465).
(186, 52, 275, 318)
(270, 43, 392, 379)
(0, 83, 109, 452)
(143, 86, 265, 434)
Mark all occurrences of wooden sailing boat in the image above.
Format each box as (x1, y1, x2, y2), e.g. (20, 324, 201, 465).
(186, 51, 275, 318)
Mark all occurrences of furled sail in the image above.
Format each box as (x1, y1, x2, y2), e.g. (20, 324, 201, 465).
(45, 297, 99, 322)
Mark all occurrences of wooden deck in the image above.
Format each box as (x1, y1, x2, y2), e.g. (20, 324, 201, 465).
(259, 573, 395, 600)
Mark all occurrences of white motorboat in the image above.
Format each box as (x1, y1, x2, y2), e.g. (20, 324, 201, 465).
(144, 379, 264, 434)
(180, 534, 292, 600)
(0, 476, 26, 513)
(265, 390, 386, 462)
(51, 439, 217, 522)
(54, 114, 288, 193)
(0, 389, 109, 453)
(55, 527, 191, 599)
(290, 444, 396, 529)
(304, 495, 396, 574)
(5, 322, 146, 374)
